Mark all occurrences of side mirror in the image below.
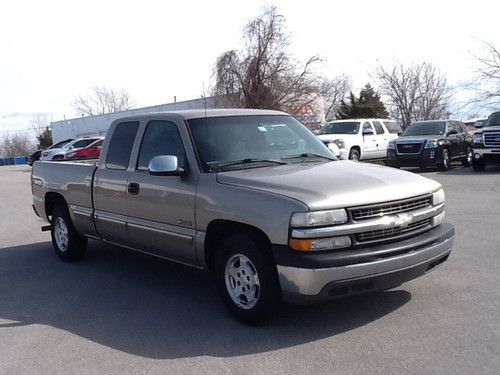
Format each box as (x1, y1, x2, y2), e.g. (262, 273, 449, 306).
(148, 155, 185, 176)
(362, 128, 374, 136)
(448, 129, 458, 135)
(474, 121, 483, 128)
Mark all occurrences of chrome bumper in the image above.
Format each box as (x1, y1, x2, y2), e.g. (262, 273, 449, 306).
(473, 148, 500, 155)
(277, 233, 453, 297)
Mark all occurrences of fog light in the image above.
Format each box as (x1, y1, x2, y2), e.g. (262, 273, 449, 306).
(289, 236, 352, 251)
(432, 211, 445, 227)
(474, 153, 481, 159)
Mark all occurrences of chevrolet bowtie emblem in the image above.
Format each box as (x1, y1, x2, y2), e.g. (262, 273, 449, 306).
(393, 213, 412, 229)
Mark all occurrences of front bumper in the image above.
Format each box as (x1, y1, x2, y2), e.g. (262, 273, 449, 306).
(473, 148, 500, 157)
(274, 223, 454, 303)
(387, 148, 443, 167)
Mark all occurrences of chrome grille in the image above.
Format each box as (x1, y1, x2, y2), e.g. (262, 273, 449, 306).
(484, 131, 500, 148)
(356, 218, 431, 243)
(396, 142, 423, 154)
(349, 195, 432, 221)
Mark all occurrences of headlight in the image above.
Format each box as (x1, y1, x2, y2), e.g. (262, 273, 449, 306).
(290, 209, 348, 227)
(289, 236, 352, 251)
(432, 188, 445, 205)
(425, 139, 438, 148)
(473, 133, 483, 144)
(388, 140, 396, 150)
(332, 139, 345, 149)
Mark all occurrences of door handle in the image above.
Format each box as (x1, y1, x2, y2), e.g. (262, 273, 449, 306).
(128, 182, 140, 195)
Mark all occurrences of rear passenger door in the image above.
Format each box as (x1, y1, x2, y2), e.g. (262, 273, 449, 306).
(93, 121, 140, 245)
(361, 122, 378, 159)
(125, 119, 198, 265)
(372, 120, 389, 158)
(447, 122, 461, 158)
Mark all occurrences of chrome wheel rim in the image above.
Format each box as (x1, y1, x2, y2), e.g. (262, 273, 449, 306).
(351, 153, 359, 161)
(54, 217, 69, 252)
(467, 148, 472, 164)
(224, 254, 260, 310)
(443, 151, 449, 168)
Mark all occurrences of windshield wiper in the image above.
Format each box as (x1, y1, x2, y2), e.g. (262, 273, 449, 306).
(281, 153, 335, 161)
(213, 158, 287, 171)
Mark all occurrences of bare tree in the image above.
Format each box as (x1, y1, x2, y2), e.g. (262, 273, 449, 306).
(0, 133, 34, 157)
(73, 86, 133, 116)
(467, 41, 500, 111)
(212, 6, 327, 114)
(376, 62, 453, 129)
(321, 75, 351, 121)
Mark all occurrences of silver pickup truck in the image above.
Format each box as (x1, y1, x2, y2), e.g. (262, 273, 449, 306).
(32, 109, 454, 323)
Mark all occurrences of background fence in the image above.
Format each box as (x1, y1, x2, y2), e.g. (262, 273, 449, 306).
(0, 156, 28, 166)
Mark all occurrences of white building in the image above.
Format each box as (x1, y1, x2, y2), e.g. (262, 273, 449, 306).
(50, 97, 215, 143)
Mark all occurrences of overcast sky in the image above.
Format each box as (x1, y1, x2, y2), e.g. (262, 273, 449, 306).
(1, 0, 499, 133)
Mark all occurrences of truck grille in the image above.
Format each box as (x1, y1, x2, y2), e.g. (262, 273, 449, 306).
(355, 218, 431, 243)
(484, 131, 500, 148)
(396, 142, 423, 154)
(349, 195, 432, 221)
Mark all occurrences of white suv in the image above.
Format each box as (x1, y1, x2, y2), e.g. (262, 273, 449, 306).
(317, 119, 401, 161)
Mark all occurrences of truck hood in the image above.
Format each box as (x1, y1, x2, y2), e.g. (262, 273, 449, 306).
(395, 135, 440, 142)
(216, 161, 441, 210)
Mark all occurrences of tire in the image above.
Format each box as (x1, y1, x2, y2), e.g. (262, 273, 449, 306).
(215, 232, 280, 324)
(472, 158, 485, 171)
(438, 149, 450, 171)
(462, 147, 472, 167)
(51, 205, 87, 262)
(349, 148, 360, 161)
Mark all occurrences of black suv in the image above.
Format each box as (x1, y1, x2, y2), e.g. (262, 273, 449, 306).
(386, 120, 472, 171)
(471, 111, 500, 171)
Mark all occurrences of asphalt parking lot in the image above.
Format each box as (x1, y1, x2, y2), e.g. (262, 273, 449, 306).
(0, 164, 499, 374)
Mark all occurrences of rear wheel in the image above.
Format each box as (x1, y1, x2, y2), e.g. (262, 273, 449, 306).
(438, 149, 450, 171)
(462, 147, 472, 167)
(51, 205, 87, 262)
(349, 148, 360, 161)
(215, 232, 280, 324)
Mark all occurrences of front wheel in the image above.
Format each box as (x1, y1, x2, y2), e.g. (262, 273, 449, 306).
(438, 149, 450, 171)
(215, 233, 280, 324)
(349, 148, 360, 161)
(51, 205, 87, 262)
(472, 158, 485, 171)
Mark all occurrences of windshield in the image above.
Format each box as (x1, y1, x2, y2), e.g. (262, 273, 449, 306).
(403, 121, 446, 136)
(319, 122, 360, 135)
(485, 112, 500, 127)
(188, 115, 333, 172)
(49, 139, 73, 149)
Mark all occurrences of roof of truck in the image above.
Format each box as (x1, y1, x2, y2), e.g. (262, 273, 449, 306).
(114, 108, 287, 122)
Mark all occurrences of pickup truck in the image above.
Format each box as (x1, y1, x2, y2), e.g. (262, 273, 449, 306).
(32, 109, 455, 323)
(471, 111, 500, 171)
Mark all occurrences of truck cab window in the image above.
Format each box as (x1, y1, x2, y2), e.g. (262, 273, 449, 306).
(105, 121, 140, 170)
(137, 120, 186, 171)
(372, 121, 385, 134)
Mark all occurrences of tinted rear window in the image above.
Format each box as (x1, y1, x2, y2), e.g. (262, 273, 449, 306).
(383, 121, 402, 134)
(105, 122, 139, 170)
(486, 112, 500, 127)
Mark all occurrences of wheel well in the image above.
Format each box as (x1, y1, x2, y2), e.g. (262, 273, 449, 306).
(45, 192, 67, 222)
(350, 146, 360, 155)
(204, 220, 271, 271)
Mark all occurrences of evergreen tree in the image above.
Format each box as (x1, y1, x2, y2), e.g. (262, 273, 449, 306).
(336, 84, 388, 119)
(36, 127, 52, 149)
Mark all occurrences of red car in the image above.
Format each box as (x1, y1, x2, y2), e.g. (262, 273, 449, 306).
(66, 139, 104, 160)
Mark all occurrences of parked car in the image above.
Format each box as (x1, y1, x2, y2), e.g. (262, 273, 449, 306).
(27, 139, 74, 166)
(317, 119, 400, 161)
(32, 109, 454, 323)
(65, 138, 104, 160)
(386, 120, 472, 171)
(40, 137, 102, 161)
(471, 111, 500, 171)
